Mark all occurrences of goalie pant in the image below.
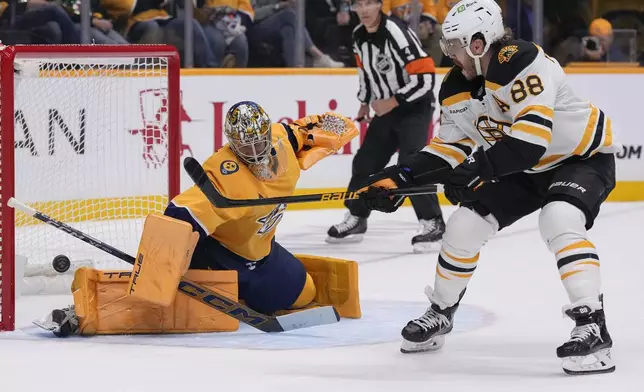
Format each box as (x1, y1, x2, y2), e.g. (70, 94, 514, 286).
(188, 236, 314, 315)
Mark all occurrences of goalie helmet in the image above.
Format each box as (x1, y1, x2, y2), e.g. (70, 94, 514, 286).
(224, 101, 272, 166)
(440, 0, 504, 75)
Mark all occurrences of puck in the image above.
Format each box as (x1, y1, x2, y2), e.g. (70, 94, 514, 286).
(52, 255, 71, 273)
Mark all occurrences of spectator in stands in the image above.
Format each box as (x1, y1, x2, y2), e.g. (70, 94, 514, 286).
(382, 0, 438, 55)
(305, 0, 358, 66)
(586, 17, 632, 62)
(582, 18, 616, 61)
(382, 0, 435, 29)
(415, 0, 437, 41)
(431, 0, 460, 66)
(194, 0, 253, 67)
(60, 0, 129, 44)
(98, 0, 217, 67)
(249, 0, 344, 67)
(553, 18, 630, 65)
(1, 0, 81, 44)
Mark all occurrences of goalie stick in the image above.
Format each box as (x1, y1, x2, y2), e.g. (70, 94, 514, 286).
(183, 157, 440, 208)
(7, 198, 340, 333)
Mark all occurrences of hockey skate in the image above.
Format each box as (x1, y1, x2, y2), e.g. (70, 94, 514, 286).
(400, 286, 461, 353)
(411, 216, 445, 253)
(33, 305, 80, 338)
(326, 212, 367, 243)
(557, 295, 615, 375)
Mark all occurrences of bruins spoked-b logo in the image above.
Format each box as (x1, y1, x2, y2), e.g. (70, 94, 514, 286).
(220, 160, 239, 175)
(476, 116, 512, 142)
(375, 53, 394, 74)
(498, 45, 519, 64)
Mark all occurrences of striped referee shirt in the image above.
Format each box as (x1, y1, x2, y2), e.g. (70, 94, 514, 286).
(353, 14, 436, 106)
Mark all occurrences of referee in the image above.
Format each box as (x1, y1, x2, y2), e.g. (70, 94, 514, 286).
(326, 0, 445, 253)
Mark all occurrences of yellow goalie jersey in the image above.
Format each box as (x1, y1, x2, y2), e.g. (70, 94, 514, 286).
(166, 115, 357, 261)
(426, 39, 621, 173)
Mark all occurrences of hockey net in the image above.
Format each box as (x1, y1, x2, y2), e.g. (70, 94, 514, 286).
(0, 45, 181, 331)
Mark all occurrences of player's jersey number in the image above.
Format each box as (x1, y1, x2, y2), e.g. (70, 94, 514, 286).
(510, 75, 544, 103)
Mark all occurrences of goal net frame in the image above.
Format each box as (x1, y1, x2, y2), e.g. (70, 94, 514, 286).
(0, 44, 182, 332)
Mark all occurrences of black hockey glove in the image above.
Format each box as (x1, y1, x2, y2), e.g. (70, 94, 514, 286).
(444, 149, 497, 205)
(359, 164, 415, 189)
(361, 186, 406, 213)
(357, 165, 413, 213)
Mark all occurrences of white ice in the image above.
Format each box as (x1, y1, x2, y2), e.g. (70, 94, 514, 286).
(2, 202, 643, 392)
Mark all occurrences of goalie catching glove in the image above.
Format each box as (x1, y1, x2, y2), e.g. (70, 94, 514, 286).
(289, 113, 359, 170)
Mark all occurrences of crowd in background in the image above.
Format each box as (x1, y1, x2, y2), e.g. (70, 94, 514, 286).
(0, 0, 641, 67)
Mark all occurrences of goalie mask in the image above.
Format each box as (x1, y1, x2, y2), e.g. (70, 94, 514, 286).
(224, 101, 284, 181)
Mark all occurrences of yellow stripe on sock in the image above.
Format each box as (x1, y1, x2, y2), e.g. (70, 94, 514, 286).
(577, 261, 601, 267)
(556, 240, 595, 255)
(561, 270, 584, 280)
(441, 250, 480, 264)
(436, 267, 451, 280)
(450, 272, 473, 279)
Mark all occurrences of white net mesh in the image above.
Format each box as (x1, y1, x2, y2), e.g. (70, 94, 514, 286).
(12, 55, 174, 294)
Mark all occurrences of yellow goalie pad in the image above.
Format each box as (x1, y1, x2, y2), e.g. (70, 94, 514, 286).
(72, 268, 239, 335)
(128, 214, 200, 307)
(295, 254, 361, 318)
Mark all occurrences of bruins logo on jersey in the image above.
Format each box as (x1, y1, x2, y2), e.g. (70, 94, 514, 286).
(498, 45, 519, 64)
(220, 160, 239, 175)
(476, 116, 512, 142)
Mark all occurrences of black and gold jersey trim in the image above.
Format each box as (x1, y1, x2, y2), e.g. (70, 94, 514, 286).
(486, 40, 539, 87)
(439, 66, 478, 106)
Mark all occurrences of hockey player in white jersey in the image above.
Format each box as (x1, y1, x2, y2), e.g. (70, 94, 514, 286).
(358, 0, 619, 375)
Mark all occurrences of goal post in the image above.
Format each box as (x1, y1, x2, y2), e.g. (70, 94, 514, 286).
(0, 45, 182, 332)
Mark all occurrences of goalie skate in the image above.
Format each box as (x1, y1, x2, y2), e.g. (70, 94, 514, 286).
(33, 305, 79, 338)
(557, 296, 615, 375)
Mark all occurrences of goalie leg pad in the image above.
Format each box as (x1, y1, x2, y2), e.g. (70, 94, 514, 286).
(128, 213, 200, 307)
(295, 254, 361, 319)
(72, 267, 239, 335)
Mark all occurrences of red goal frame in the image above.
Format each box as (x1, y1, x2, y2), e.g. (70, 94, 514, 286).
(0, 45, 182, 332)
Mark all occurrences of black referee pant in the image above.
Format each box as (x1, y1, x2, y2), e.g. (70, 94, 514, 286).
(345, 97, 442, 220)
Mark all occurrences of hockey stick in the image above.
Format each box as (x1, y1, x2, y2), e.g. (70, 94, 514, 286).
(8, 198, 340, 333)
(183, 157, 439, 208)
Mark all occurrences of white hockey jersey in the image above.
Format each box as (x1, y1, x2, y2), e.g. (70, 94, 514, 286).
(425, 40, 620, 174)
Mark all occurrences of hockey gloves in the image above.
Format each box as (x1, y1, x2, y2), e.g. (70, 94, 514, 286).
(358, 165, 414, 213)
(444, 149, 497, 205)
(361, 186, 406, 213)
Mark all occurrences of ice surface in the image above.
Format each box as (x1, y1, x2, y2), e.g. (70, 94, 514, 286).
(2, 202, 643, 392)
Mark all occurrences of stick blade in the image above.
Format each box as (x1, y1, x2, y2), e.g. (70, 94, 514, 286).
(274, 306, 340, 332)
